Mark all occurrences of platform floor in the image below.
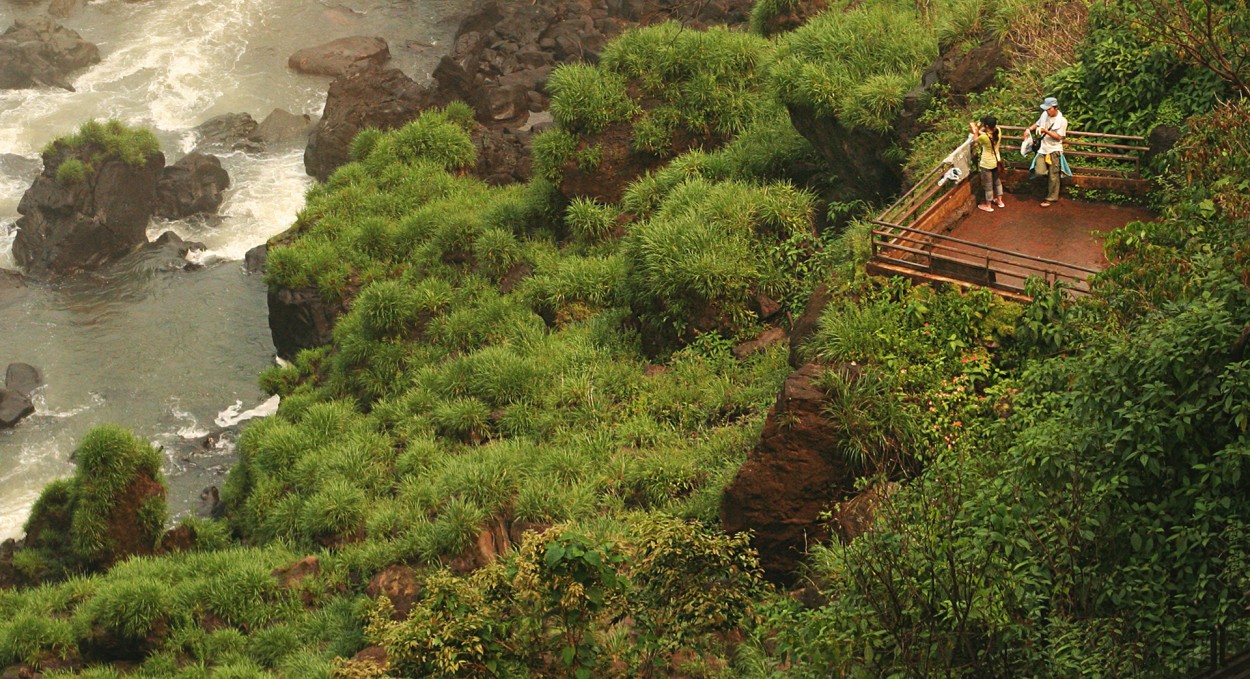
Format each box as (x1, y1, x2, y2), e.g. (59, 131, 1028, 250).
(946, 194, 1155, 273)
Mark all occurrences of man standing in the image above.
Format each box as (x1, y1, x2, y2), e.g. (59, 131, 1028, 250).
(1026, 96, 1067, 207)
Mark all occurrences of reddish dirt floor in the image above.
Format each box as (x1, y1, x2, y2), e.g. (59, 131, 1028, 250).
(949, 194, 1155, 272)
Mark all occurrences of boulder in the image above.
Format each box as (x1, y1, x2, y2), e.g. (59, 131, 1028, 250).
(288, 36, 390, 77)
(829, 482, 897, 543)
(144, 231, 207, 272)
(244, 243, 267, 274)
(154, 152, 231, 220)
(191, 113, 261, 153)
(0, 18, 99, 90)
(272, 555, 321, 590)
(721, 363, 859, 582)
(255, 109, 315, 147)
(920, 32, 1011, 97)
(11, 142, 165, 277)
(0, 153, 40, 184)
(0, 389, 34, 429)
(267, 284, 352, 360)
(303, 63, 431, 181)
(367, 564, 421, 618)
(4, 363, 41, 395)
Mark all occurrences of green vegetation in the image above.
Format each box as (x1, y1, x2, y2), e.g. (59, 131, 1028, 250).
(55, 158, 87, 184)
(42, 119, 160, 167)
(8, 1, 1250, 676)
(22, 426, 167, 574)
(768, 2, 938, 131)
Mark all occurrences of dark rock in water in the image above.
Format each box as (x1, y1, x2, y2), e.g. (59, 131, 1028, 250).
(192, 112, 262, 153)
(244, 243, 267, 274)
(150, 230, 206, 255)
(12, 142, 164, 277)
(5, 363, 41, 396)
(255, 109, 315, 147)
(288, 36, 390, 77)
(268, 284, 352, 360)
(145, 231, 207, 272)
(155, 151, 231, 220)
(0, 388, 35, 429)
(304, 63, 431, 181)
(194, 485, 225, 519)
(0, 153, 40, 183)
(0, 17, 99, 90)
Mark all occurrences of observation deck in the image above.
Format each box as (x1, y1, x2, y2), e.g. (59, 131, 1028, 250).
(868, 126, 1157, 301)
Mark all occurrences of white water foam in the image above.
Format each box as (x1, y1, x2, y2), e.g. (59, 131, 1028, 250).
(215, 395, 280, 428)
(145, 149, 310, 262)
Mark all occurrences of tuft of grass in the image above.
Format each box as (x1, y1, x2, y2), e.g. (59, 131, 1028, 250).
(43, 119, 160, 167)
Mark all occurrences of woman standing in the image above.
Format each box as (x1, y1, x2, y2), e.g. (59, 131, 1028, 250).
(970, 115, 1005, 212)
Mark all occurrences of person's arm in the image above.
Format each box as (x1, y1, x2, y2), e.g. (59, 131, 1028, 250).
(1025, 114, 1044, 138)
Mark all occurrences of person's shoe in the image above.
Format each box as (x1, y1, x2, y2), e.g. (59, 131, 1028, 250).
(978, 204, 995, 212)
(1039, 201, 1052, 207)
(995, 198, 1006, 208)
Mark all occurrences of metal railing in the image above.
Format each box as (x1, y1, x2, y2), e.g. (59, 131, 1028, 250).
(867, 127, 1149, 296)
(999, 126, 1150, 178)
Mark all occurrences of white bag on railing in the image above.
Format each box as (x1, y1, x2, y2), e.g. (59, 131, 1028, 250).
(938, 136, 974, 186)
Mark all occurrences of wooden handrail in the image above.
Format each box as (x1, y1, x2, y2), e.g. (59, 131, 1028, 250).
(871, 222, 1101, 274)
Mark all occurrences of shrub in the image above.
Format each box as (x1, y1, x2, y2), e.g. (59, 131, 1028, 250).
(55, 158, 88, 184)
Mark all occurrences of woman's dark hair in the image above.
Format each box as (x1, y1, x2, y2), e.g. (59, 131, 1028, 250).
(980, 115, 999, 145)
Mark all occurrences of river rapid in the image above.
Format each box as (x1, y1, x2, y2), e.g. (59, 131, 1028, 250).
(0, 0, 471, 538)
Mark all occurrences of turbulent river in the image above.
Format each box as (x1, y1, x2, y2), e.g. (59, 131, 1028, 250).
(0, 0, 470, 538)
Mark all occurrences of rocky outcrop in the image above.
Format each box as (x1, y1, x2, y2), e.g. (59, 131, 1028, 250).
(721, 363, 859, 582)
(11, 142, 164, 277)
(787, 103, 904, 204)
(367, 564, 421, 618)
(0, 389, 34, 430)
(288, 36, 390, 77)
(303, 63, 432, 181)
(0, 18, 99, 90)
(191, 113, 262, 153)
(268, 285, 353, 360)
(154, 152, 231, 220)
(244, 243, 267, 274)
(788, 282, 832, 369)
(254, 109, 316, 148)
(5, 363, 41, 396)
(304, 0, 754, 183)
(921, 32, 1011, 98)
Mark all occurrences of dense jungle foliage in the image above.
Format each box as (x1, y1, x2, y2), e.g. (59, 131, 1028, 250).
(5, 0, 1249, 675)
